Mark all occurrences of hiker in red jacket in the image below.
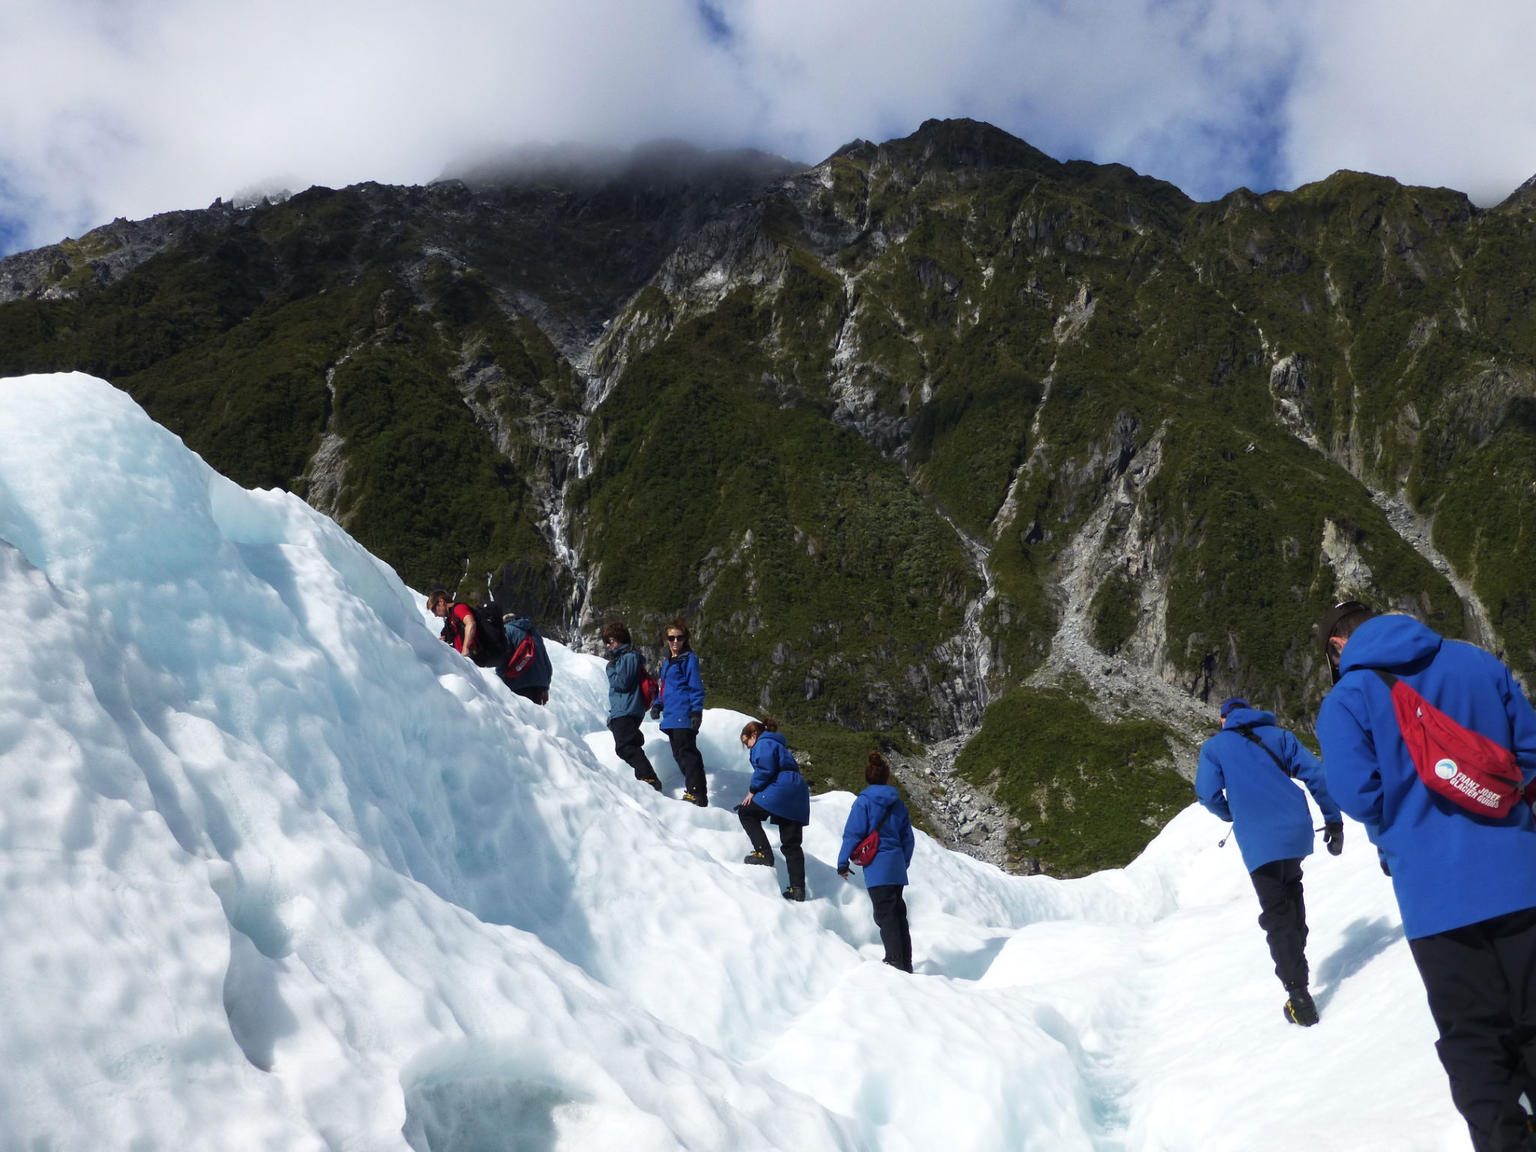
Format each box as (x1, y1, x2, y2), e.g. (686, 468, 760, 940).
(428, 588, 478, 657)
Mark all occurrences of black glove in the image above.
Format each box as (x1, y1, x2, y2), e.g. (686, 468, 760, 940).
(649, 704, 661, 721)
(1380, 855, 1392, 877)
(1324, 823, 1344, 856)
(837, 865, 851, 879)
(690, 711, 703, 732)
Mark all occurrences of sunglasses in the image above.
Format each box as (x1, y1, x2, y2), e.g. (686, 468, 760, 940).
(666, 635, 684, 643)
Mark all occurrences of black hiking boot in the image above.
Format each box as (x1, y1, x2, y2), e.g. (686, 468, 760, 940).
(637, 773, 663, 792)
(782, 886, 806, 902)
(681, 791, 708, 807)
(1283, 986, 1319, 1027)
(743, 850, 774, 867)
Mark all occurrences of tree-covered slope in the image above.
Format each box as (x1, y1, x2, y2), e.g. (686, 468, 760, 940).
(4, 122, 1535, 875)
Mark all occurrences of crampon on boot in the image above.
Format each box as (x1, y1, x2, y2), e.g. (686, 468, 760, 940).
(1283, 986, 1319, 1027)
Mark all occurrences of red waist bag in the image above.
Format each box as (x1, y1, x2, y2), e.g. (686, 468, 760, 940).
(1373, 669, 1523, 818)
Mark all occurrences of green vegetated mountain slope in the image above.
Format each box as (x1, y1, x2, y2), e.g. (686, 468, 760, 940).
(3, 122, 1534, 876)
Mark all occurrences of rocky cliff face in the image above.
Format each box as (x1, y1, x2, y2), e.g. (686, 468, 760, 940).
(5, 123, 1536, 875)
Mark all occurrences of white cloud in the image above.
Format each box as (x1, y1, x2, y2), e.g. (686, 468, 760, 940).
(0, 0, 1532, 253)
(1280, 0, 1536, 203)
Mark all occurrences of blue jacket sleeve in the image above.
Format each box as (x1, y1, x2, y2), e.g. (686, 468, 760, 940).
(685, 653, 706, 714)
(838, 795, 870, 868)
(613, 650, 640, 692)
(1282, 731, 1341, 823)
(1195, 743, 1232, 822)
(899, 806, 916, 865)
(1501, 663, 1536, 786)
(1317, 692, 1384, 831)
(747, 742, 778, 794)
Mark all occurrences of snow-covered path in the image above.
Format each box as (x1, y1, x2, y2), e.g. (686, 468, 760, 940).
(0, 373, 1471, 1150)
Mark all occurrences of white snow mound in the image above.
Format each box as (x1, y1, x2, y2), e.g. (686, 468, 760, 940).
(0, 373, 1466, 1151)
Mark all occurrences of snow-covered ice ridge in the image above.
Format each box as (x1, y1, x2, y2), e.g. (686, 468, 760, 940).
(0, 374, 1467, 1150)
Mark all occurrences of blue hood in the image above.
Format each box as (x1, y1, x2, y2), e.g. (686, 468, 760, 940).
(1338, 615, 1442, 675)
(1222, 707, 1277, 730)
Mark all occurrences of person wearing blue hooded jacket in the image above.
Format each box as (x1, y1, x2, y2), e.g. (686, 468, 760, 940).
(1196, 695, 1343, 1027)
(736, 718, 810, 901)
(650, 618, 708, 806)
(601, 621, 661, 791)
(837, 750, 917, 972)
(1318, 602, 1536, 1152)
(498, 615, 553, 705)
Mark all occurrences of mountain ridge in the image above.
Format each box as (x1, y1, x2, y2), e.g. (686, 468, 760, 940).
(3, 120, 1533, 875)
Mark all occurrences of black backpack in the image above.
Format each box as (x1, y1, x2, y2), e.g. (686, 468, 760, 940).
(465, 601, 509, 668)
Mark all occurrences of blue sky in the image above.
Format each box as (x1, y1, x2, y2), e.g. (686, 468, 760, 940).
(0, 0, 1533, 256)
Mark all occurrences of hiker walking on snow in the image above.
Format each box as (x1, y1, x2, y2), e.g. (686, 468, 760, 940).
(1317, 602, 1536, 1152)
(837, 750, 916, 972)
(737, 718, 810, 902)
(651, 619, 708, 806)
(1196, 696, 1342, 1027)
(601, 622, 661, 791)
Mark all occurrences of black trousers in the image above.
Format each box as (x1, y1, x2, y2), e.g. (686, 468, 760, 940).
(1409, 906, 1536, 1152)
(501, 677, 548, 705)
(868, 884, 913, 972)
(665, 726, 707, 798)
(1249, 858, 1309, 990)
(607, 714, 656, 781)
(738, 800, 805, 889)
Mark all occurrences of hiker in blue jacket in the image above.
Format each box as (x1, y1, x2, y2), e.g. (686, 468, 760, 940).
(1318, 602, 1536, 1152)
(737, 718, 810, 901)
(837, 750, 916, 972)
(601, 621, 661, 791)
(1196, 696, 1343, 1026)
(651, 618, 708, 806)
(498, 615, 552, 705)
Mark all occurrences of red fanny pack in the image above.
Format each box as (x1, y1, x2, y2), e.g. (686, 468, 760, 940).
(849, 801, 895, 867)
(850, 829, 880, 867)
(1374, 669, 1523, 818)
(506, 633, 537, 675)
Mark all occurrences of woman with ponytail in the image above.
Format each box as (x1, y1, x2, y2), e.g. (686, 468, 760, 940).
(737, 718, 811, 901)
(837, 751, 916, 972)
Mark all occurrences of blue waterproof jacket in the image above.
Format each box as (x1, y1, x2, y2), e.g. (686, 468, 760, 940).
(1318, 614, 1536, 939)
(604, 645, 647, 720)
(1196, 707, 1341, 873)
(502, 618, 552, 691)
(748, 732, 810, 825)
(657, 649, 705, 730)
(837, 784, 915, 888)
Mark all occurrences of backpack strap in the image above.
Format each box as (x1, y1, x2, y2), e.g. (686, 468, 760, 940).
(868, 798, 897, 836)
(1229, 723, 1297, 778)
